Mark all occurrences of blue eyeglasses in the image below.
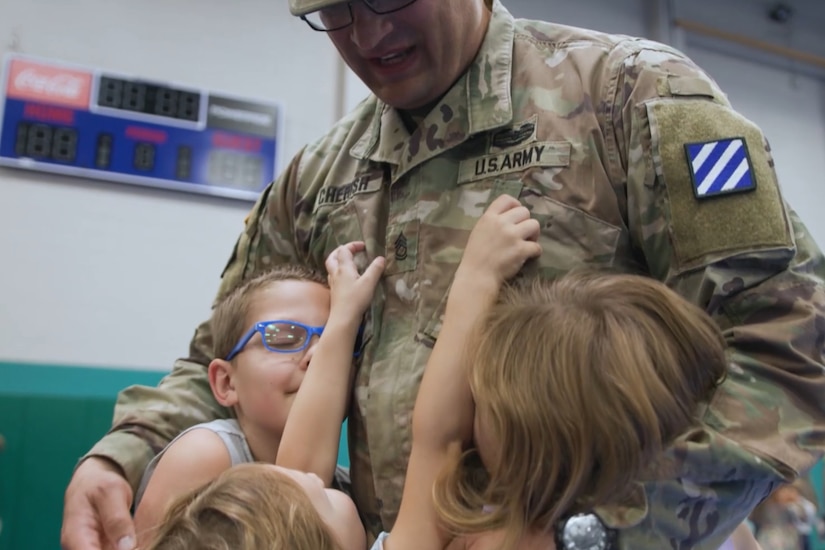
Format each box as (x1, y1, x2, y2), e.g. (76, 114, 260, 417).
(225, 320, 324, 361)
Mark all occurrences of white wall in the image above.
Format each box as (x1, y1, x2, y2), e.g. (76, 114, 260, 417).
(2, 0, 824, 371)
(0, 0, 340, 370)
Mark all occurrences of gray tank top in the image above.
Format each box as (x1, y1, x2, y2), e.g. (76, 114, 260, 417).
(134, 418, 253, 509)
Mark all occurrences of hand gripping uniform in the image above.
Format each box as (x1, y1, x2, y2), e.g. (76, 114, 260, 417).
(87, 2, 825, 547)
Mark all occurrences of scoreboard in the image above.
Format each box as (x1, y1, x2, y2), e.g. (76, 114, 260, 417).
(0, 54, 283, 201)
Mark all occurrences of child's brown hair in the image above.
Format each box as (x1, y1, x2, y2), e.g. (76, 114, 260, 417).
(434, 271, 728, 547)
(143, 463, 341, 550)
(211, 265, 328, 360)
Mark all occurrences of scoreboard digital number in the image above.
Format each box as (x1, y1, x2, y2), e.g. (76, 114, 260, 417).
(0, 54, 283, 201)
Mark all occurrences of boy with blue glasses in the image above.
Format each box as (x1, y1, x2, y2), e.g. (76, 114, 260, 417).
(132, 242, 383, 548)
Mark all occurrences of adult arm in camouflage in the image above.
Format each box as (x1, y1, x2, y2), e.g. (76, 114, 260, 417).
(603, 36, 825, 550)
(62, 1, 825, 549)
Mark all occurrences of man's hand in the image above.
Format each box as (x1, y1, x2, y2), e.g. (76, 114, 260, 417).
(61, 457, 136, 550)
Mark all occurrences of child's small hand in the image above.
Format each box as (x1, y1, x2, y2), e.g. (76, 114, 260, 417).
(458, 195, 541, 289)
(325, 242, 385, 325)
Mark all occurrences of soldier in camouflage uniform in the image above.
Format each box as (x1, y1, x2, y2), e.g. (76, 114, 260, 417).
(61, 1, 825, 549)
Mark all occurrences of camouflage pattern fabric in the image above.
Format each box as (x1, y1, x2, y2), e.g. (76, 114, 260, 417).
(86, 1, 825, 548)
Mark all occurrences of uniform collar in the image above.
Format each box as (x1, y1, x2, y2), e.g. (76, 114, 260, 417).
(350, 0, 516, 180)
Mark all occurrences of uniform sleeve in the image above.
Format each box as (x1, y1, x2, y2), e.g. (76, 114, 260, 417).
(605, 42, 825, 549)
(83, 149, 310, 491)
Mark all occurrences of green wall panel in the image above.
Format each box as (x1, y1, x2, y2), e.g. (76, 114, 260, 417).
(0, 362, 165, 550)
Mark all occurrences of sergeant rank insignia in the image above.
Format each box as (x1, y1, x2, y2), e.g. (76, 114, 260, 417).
(685, 137, 756, 199)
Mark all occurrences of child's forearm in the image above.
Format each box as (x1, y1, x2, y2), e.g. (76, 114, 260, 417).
(412, 270, 499, 446)
(276, 317, 359, 486)
(389, 271, 500, 550)
(388, 442, 464, 550)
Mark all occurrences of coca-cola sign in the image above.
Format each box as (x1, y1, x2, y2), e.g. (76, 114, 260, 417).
(6, 58, 91, 109)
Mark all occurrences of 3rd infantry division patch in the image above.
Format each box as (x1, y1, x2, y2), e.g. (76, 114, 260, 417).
(685, 137, 757, 200)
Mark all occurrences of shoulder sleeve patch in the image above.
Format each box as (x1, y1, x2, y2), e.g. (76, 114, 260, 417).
(685, 137, 756, 199)
(646, 98, 793, 271)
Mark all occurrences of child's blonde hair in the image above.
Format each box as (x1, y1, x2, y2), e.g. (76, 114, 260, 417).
(433, 271, 728, 547)
(211, 265, 328, 360)
(143, 463, 341, 550)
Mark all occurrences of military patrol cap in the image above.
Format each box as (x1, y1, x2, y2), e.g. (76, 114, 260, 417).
(289, 0, 345, 16)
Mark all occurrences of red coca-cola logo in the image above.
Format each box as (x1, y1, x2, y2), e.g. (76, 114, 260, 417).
(6, 58, 92, 109)
(15, 69, 84, 99)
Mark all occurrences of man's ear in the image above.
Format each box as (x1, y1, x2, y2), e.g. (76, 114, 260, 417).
(208, 358, 238, 407)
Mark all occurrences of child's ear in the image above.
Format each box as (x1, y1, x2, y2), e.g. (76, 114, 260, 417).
(208, 358, 238, 407)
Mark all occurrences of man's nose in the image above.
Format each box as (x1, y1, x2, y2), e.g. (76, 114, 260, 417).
(349, 2, 394, 51)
